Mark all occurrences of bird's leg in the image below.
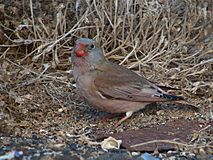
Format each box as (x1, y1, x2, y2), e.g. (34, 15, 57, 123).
(114, 111, 133, 128)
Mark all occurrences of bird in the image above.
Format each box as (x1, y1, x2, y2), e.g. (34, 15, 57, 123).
(71, 38, 195, 127)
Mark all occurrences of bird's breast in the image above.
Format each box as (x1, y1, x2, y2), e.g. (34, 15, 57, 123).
(75, 72, 98, 98)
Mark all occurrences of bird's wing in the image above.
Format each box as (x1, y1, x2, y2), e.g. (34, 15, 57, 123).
(94, 62, 184, 102)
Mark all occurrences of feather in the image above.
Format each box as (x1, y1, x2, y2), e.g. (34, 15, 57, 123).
(94, 61, 183, 102)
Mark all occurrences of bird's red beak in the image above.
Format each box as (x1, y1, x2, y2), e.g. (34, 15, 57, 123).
(75, 43, 88, 57)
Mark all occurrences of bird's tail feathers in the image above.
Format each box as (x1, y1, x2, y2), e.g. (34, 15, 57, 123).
(173, 99, 198, 110)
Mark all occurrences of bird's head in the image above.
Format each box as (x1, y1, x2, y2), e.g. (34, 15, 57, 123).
(72, 38, 105, 66)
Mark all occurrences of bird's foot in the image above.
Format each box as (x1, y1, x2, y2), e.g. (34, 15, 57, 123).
(114, 111, 133, 128)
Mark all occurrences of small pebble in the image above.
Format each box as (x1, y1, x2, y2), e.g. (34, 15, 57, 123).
(58, 108, 63, 112)
(69, 143, 78, 150)
(131, 151, 140, 156)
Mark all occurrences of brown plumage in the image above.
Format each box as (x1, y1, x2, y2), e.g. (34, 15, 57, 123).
(71, 38, 194, 127)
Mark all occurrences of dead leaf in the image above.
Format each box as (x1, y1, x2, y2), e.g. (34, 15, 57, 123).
(101, 136, 122, 151)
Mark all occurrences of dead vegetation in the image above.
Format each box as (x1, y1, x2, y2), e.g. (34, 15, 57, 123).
(0, 0, 213, 158)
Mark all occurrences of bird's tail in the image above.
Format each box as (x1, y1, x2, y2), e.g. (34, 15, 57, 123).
(160, 92, 198, 110)
(173, 99, 198, 110)
(161, 93, 184, 101)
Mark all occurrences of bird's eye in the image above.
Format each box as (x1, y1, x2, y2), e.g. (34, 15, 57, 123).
(90, 44, 95, 49)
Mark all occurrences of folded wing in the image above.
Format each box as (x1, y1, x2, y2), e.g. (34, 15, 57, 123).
(94, 62, 184, 102)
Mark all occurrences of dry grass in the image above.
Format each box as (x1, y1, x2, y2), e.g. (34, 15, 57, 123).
(1, 0, 212, 105)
